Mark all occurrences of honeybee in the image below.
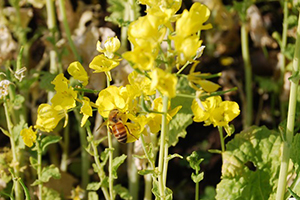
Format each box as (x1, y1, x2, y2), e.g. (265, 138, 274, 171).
(108, 109, 138, 143)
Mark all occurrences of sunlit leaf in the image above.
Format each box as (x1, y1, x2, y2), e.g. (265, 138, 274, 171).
(216, 126, 282, 200)
(41, 135, 62, 152)
(187, 151, 204, 172)
(42, 186, 61, 200)
(32, 165, 61, 186)
(86, 182, 101, 191)
(114, 184, 132, 200)
(112, 154, 127, 179)
(191, 172, 204, 183)
(88, 191, 98, 200)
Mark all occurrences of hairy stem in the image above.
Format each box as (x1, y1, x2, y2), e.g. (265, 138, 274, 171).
(158, 95, 169, 199)
(276, 10, 300, 200)
(241, 22, 253, 128)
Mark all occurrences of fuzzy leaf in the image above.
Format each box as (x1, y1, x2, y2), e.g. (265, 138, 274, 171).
(42, 186, 61, 200)
(167, 153, 183, 161)
(0, 127, 10, 137)
(41, 135, 62, 152)
(191, 172, 204, 183)
(88, 192, 98, 200)
(138, 169, 155, 176)
(86, 182, 101, 191)
(29, 157, 38, 170)
(12, 120, 26, 149)
(39, 71, 56, 91)
(32, 165, 61, 186)
(114, 184, 132, 200)
(187, 151, 204, 172)
(112, 154, 127, 179)
(216, 126, 282, 200)
(152, 179, 173, 200)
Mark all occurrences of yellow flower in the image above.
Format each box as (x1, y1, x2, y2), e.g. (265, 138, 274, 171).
(89, 54, 120, 81)
(176, 2, 212, 38)
(35, 104, 68, 132)
(150, 68, 177, 98)
(95, 86, 131, 118)
(171, 35, 202, 65)
(20, 126, 37, 147)
(147, 97, 181, 133)
(128, 71, 156, 96)
(97, 36, 121, 59)
(191, 96, 222, 126)
(67, 61, 89, 86)
(126, 114, 149, 143)
(210, 101, 240, 127)
(80, 97, 93, 127)
(51, 74, 77, 110)
(188, 73, 220, 93)
(122, 44, 157, 71)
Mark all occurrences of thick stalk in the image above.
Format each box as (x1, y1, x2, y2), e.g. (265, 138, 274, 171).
(276, 11, 300, 200)
(86, 126, 110, 200)
(37, 137, 43, 200)
(195, 167, 199, 200)
(218, 126, 225, 152)
(127, 143, 139, 200)
(74, 110, 90, 189)
(3, 101, 22, 200)
(107, 130, 114, 200)
(60, 125, 69, 172)
(279, 0, 289, 120)
(57, 0, 81, 62)
(241, 22, 253, 128)
(157, 95, 169, 199)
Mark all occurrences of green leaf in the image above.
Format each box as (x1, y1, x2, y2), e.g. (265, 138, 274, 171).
(112, 154, 127, 179)
(88, 191, 99, 200)
(167, 153, 183, 161)
(41, 135, 62, 152)
(100, 148, 110, 167)
(32, 165, 61, 186)
(12, 120, 26, 150)
(216, 126, 282, 200)
(186, 151, 204, 172)
(0, 127, 10, 137)
(29, 157, 38, 170)
(86, 182, 101, 191)
(138, 169, 155, 176)
(255, 76, 279, 93)
(191, 172, 204, 183)
(114, 184, 132, 200)
(42, 186, 61, 200)
(12, 94, 25, 109)
(288, 187, 300, 200)
(151, 179, 173, 200)
(39, 71, 56, 91)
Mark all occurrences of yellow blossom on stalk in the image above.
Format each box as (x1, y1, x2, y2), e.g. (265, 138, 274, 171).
(211, 101, 240, 127)
(80, 97, 93, 127)
(67, 61, 89, 86)
(126, 114, 149, 143)
(20, 126, 37, 147)
(95, 86, 131, 118)
(147, 97, 181, 133)
(171, 35, 202, 65)
(127, 15, 166, 47)
(51, 73, 77, 110)
(89, 54, 120, 81)
(35, 104, 68, 132)
(97, 36, 121, 59)
(191, 96, 222, 126)
(176, 2, 212, 38)
(150, 68, 177, 98)
(128, 71, 156, 96)
(122, 44, 157, 71)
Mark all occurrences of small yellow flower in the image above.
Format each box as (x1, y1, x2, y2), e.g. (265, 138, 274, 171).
(80, 97, 93, 127)
(97, 36, 121, 59)
(67, 61, 89, 86)
(150, 68, 177, 98)
(128, 71, 156, 96)
(35, 104, 68, 132)
(51, 74, 77, 110)
(20, 126, 37, 147)
(210, 101, 240, 127)
(176, 2, 212, 38)
(89, 54, 120, 81)
(95, 86, 130, 118)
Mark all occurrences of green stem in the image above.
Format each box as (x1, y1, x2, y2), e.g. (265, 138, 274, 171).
(74, 110, 90, 189)
(276, 10, 300, 200)
(37, 136, 43, 200)
(140, 134, 155, 169)
(144, 173, 152, 200)
(127, 143, 139, 200)
(86, 126, 111, 200)
(241, 22, 253, 128)
(3, 101, 22, 200)
(195, 168, 199, 200)
(107, 129, 114, 200)
(279, 0, 289, 121)
(218, 126, 225, 152)
(58, 0, 82, 62)
(157, 95, 169, 199)
(60, 124, 69, 172)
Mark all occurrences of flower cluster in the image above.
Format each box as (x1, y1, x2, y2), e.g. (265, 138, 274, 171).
(0, 79, 11, 99)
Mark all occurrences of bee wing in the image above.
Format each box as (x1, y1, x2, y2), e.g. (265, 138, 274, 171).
(96, 120, 108, 131)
